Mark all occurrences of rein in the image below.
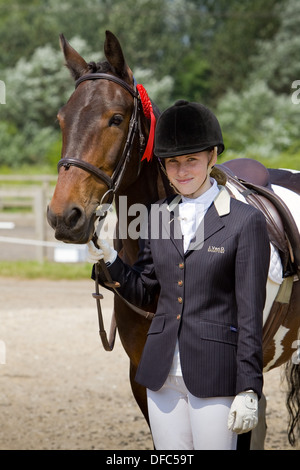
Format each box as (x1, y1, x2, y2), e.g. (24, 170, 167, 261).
(93, 259, 154, 351)
(57, 72, 155, 350)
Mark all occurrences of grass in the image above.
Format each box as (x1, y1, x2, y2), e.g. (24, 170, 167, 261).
(0, 164, 56, 176)
(0, 260, 93, 280)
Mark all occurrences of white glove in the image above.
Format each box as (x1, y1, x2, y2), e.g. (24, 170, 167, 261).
(87, 239, 117, 265)
(227, 391, 258, 434)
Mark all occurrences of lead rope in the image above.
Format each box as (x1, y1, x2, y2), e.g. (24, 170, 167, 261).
(93, 261, 117, 351)
(92, 243, 155, 352)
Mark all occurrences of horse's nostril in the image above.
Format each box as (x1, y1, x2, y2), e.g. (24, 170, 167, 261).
(65, 207, 83, 229)
(47, 206, 57, 229)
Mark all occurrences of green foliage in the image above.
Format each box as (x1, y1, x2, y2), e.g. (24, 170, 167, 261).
(0, 0, 299, 170)
(250, 0, 300, 95)
(208, 0, 282, 103)
(0, 37, 98, 166)
(134, 68, 174, 112)
(173, 46, 211, 103)
(45, 138, 64, 171)
(217, 80, 300, 164)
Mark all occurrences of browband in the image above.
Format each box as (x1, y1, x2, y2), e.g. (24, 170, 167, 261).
(75, 73, 138, 98)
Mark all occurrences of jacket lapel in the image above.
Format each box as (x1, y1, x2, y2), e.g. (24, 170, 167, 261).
(162, 186, 231, 256)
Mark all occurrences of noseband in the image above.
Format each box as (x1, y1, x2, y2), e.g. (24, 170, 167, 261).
(57, 73, 145, 200)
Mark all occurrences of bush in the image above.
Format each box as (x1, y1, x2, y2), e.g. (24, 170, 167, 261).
(217, 80, 300, 170)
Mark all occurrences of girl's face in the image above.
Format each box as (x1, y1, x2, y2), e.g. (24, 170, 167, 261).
(165, 150, 216, 198)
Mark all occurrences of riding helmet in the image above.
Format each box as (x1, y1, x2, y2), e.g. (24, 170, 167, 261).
(154, 100, 224, 158)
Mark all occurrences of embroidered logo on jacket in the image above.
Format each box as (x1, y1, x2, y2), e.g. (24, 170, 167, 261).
(208, 245, 225, 253)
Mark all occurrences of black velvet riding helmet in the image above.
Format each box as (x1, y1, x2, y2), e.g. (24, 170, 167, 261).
(154, 100, 224, 158)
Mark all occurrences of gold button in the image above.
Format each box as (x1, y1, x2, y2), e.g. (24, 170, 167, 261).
(178, 280, 183, 287)
(178, 297, 183, 304)
(176, 314, 181, 320)
(179, 262, 184, 269)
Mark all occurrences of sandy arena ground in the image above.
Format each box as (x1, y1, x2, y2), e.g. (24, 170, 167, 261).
(0, 276, 298, 451)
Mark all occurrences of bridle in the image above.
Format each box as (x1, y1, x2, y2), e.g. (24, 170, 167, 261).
(57, 72, 146, 207)
(56, 72, 154, 351)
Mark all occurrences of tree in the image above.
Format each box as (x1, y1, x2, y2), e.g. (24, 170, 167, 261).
(0, 0, 293, 168)
(172, 45, 211, 104)
(250, 0, 300, 95)
(217, 80, 300, 168)
(207, 0, 282, 103)
(0, 37, 95, 166)
(215, 0, 300, 169)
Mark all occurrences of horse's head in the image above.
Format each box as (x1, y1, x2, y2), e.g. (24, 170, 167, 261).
(47, 31, 149, 244)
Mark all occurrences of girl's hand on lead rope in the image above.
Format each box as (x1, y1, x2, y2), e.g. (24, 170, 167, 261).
(227, 391, 258, 434)
(87, 239, 117, 265)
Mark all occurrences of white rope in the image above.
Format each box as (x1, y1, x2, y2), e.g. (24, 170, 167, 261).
(0, 235, 80, 249)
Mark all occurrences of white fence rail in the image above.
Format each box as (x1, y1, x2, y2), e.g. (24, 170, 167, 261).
(0, 175, 57, 262)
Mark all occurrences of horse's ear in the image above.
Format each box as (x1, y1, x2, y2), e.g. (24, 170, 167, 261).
(59, 34, 89, 80)
(104, 30, 133, 84)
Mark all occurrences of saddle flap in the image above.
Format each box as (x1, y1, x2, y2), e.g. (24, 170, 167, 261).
(219, 163, 300, 278)
(241, 180, 300, 278)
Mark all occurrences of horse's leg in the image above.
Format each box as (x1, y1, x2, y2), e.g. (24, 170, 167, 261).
(129, 361, 149, 424)
(113, 296, 152, 421)
(250, 393, 267, 450)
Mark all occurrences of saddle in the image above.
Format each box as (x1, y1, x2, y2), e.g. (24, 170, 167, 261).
(218, 159, 300, 357)
(218, 158, 300, 279)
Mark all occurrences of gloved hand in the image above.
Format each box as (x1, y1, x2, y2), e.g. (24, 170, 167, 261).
(227, 390, 258, 434)
(87, 239, 117, 265)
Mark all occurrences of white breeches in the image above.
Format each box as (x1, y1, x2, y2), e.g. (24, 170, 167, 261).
(147, 375, 237, 450)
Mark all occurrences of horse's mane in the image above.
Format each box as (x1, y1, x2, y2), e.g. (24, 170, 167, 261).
(87, 60, 113, 74)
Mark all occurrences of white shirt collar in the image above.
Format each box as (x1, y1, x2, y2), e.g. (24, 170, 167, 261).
(167, 180, 231, 217)
(181, 178, 219, 209)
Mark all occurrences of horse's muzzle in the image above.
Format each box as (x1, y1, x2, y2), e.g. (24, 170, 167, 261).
(47, 204, 95, 244)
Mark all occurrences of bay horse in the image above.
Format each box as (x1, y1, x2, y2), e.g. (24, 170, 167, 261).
(47, 30, 300, 449)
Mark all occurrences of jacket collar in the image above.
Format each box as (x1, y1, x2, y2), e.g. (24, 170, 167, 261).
(166, 185, 231, 216)
(164, 186, 231, 256)
(213, 186, 231, 216)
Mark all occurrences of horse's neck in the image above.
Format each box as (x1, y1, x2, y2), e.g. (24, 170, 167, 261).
(115, 160, 172, 265)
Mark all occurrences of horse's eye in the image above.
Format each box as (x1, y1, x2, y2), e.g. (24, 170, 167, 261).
(109, 114, 124, 127)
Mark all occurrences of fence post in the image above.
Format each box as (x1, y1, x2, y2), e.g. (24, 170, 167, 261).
(34, 185, 47, 262)
(0, 80, 5, 105)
